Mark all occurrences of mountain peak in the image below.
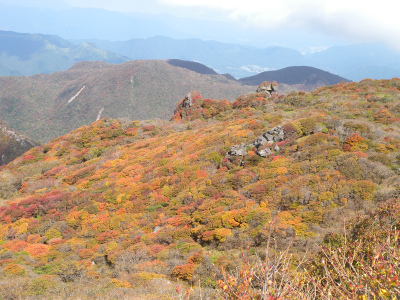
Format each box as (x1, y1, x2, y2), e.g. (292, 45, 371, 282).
(239, 66, 350, 90)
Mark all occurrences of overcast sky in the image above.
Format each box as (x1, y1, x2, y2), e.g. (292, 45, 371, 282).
(2, 0, 400, 51)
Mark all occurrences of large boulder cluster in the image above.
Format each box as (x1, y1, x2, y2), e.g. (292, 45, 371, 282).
(228, 126, 285, 158)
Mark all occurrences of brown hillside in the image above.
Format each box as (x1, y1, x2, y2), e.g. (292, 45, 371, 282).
(0, 60, 256, 142)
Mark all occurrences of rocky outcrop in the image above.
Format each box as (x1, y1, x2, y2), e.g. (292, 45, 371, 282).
(256, 81, 278, 96)
(0, 120, 38, 165)
(171, 91, 202, 121)
(228, 125, 285, 159)
(182, 92, 193, 108)
(252, 126, 284, 148)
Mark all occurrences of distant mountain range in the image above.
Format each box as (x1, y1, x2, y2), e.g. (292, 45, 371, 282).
(88, 36, 399, 81)
(0, 30, 128, 76)
(74, 36, 308, 79)
(305, 43, 400, 81)
(0, 119, 37, 166)
(0, 28, 347, 88)
(0, 29, 397, 81)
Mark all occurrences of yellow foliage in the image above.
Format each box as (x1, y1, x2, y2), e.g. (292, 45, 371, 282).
(376, 143, 390, 153)
(116, 194, 127, 204)
(213, 228, 232, 242)
(131, 272, 166, 287)
(276, 167, 288, 175)
(105, 241, 119, 254)
(288, 163, 303, 175)
(109, 278, 131, 288)
(260, 168, 276, 179)
(14, 220, 29, 235)
(3, 263, 27, 277)
(318, 191, 335, 203)
(45, 228, 62, 240)
(236, 130, 248, 138)
(34, 188, 47, 194)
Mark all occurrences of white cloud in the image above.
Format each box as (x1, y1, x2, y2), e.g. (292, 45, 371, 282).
(159, 0, 400, 49)
(63, 0, 400, 49)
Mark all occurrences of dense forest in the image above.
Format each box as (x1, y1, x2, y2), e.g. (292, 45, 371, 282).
(0, 79, 399, 299)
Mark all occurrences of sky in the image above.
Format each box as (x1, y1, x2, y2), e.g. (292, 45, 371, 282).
(1, 0, 400, 51)
(68, 0, 400, 51)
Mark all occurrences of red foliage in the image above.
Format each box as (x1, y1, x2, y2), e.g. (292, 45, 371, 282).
(141, 125, 156, 132)
(125, 127, 138, 136)
(95, 230, 119, 243)
(27, 235, 42, 244)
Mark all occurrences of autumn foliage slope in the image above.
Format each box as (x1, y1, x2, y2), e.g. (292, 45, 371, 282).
(0, 79, 400, 298)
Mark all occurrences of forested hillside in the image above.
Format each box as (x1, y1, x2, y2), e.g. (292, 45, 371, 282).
(0, 79, 399, 299)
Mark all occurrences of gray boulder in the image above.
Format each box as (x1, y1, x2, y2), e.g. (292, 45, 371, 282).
(253, 135, 268, 148)
(182, 92, 193, 107)
(257, 148, 273, 157)
(252, 126, 284, 149)
(228, 143, 247, 156)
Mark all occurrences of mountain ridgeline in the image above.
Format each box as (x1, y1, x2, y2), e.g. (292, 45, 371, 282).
(0, 30, 128, 76)
(167, 59, 218, 75)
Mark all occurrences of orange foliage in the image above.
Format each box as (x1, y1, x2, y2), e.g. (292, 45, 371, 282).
(343, 133, 365, 152)
(24, 244, 50, 257)
(172, 263, 196, 281)
(374, 107, 397, 124)
(2, 240, 28, 252)
(3, 263, 27, 277)
(79, 248, 95, 259)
